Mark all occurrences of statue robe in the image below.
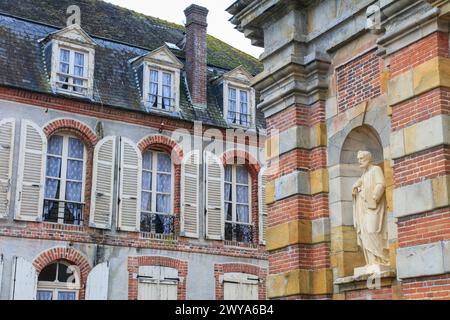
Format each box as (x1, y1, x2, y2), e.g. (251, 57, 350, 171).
(353, 164, 389, 266)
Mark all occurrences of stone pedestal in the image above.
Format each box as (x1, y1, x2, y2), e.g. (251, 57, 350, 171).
(354, 264, 390, 277)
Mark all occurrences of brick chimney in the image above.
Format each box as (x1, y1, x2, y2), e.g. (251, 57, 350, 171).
(184, 4, 208, 107)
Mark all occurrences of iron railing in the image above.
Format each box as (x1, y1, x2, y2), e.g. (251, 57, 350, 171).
(140, 212, 175, 235)
(43, 199, 84, 225)
(225, 222, 253, 243)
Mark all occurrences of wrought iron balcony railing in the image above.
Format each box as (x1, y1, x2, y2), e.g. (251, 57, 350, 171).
(43, 199, 84, 225)
(227, 111, 252, 127)
(225, 221, 253, 243)
(140, 211, 175, 235)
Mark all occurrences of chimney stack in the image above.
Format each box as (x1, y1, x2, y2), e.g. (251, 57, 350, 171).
(184, 4, 209, 107)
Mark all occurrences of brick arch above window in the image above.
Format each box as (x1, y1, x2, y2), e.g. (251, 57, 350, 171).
(32, 247, 92, 300)
(138, 134, 183, 163)
(43, 118, 97, 147)
(127, 256, 188, 300)
(221, 149, 261, 178)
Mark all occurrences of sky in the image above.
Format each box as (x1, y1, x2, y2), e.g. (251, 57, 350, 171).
(102, 0, 264, 58)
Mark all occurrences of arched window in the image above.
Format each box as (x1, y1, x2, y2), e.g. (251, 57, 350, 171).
(140, 150, 174, 234)
(224, 164, 252, 242)
(43, 134, 86, 225)
(36, 261, 80, 300)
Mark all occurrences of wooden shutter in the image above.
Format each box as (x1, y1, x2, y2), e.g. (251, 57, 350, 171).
(138, 266, 178, 300)
(180, 151, 199, 238)
(0, 119, 15, 218)
(11, 256, 37, 300)
(0, 254, 3, 295)
(205, 151, 224, 240)
(258, 168, 268, 245)
(90, 137, 116, 229)
(85, 262, 109, 300)
(118, 137, 141, 232)
(15, 120, 46, 222)
(223, 272, 258, 300)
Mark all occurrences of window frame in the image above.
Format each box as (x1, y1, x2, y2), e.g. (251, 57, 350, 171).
(144, 64, 178, 112)
(36, 261, 80, 301)
(223, 81, 255, 128)
(224, 164, 252, 227)
(140, 150, 175, 233)
(43, 133, 87, 225)
(56, 46, 89, 95)
(50, 39, 95, 98)
(227, 86, 251, 126)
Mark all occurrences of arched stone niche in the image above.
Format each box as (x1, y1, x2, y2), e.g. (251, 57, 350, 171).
(327, 102, 395, 279)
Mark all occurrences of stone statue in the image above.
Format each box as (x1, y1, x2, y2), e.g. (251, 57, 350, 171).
(352, 151, 389, 268)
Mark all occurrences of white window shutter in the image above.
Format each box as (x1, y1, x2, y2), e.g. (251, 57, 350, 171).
(205, 151, 224, 240)
(0, 254, 4, 295)
(160, 267, 178, 300)
(118, 137, 141, 232)
(15, 120, 46, 222)
(10, 256, 37, 300)
(90, 137, 116, 229)
(85, 262, 109, 300)
(138, 266, 178, 300)
(0, 119, 15, 218)
(223, 272, 259, 300)
(258, 168, 268, 245)
(180, 151, 199, 238)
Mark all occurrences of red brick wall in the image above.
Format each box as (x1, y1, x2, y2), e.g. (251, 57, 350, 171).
(214, 263, 267, 300)
(336, 49, 381, 113)
(401, 274, 450, 299)
(345, 287, 393, 300)
(390, 32, 449, 78)
(269, 243, 330, 273)
(127, 256, 188, 300)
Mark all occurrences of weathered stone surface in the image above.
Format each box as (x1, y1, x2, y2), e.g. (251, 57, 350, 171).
(388, 70, 414, 106)
(312, 217, 331, 243)
(266, 220, 311, 251)
(274, 170, 310, 200)
(310, 168, 329, 195)
(329, 201, 354, 227)
(394, 175, 450, 218)
(397, 241, 450, 279)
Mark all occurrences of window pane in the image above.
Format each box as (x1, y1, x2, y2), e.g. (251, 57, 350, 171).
(142, 171, 152, 191)
(74, 66, 84, 77)
(157, 173, 171, 192)
(236, 205, 249, 223)
(236, 185, 248, 203)
(68, 138, 84, 159)
(225, 202, 232, 221)
(38, 263, 57, 281)
(46, 156, 62, 178)
(58, 291, 76, 300)
(60, 49, 70, 63)
(157, 153, 171, 173)
(48, 135, 63, 155)
(57, 263, 77, 283)
(37, 291, 53, 300)
(59, 63, 70, 74)
(143, 151, 153, 170)
(224, 182, 232, 202)
(156, 194, 171, 214)
(44, 178, 60, 199)
(154, 213, 173, 234)
(141, 191, 152, 212)
(225, 166, 232, 182)
(66, 159, 83, 180)
(65, 181, 82, 202)
(236, 166, 249, 185)
(74, 52, 84, 66)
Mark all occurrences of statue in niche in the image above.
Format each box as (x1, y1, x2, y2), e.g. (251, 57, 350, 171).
(352, 150, 389, 269)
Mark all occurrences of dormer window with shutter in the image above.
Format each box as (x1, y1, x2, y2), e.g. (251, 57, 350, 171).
(222, 66, 255, 128)
(133, 46, 183, 113)
(42, 24, 96, 99)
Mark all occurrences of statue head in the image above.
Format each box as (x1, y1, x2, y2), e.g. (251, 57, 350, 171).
(357, 150, 372, 169)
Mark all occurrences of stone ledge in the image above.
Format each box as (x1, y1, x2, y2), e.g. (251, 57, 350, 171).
(334, 271, 396, 293)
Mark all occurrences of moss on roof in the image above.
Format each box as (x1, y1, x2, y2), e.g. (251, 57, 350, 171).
(0, 0, 263, 75)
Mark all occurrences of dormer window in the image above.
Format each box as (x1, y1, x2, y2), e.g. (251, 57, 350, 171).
(227, 87, 251, 126)
(57, 48, 88, 95)
(148, 68, 175, 111)
(43, 24, 96, 99)
(133, 46, 183, 113)
(221, 66, 255, 128)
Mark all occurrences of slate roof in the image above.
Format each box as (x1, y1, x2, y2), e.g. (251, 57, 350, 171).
(0, 0, 266, 129)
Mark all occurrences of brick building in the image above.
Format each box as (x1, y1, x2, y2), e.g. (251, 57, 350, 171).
(228, 0, 450, 300)
(0, 0, 269, 300)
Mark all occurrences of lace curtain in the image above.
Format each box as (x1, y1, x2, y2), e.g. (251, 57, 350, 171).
(236, 166, 249, 223)
(162, 73, 172, 109)
(228, 88, 237, 122)
(240, 90, 249, 125)
(149, 70, 158, 107)
(224, 166, 232, 221)
(37, 291, 52, 300)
